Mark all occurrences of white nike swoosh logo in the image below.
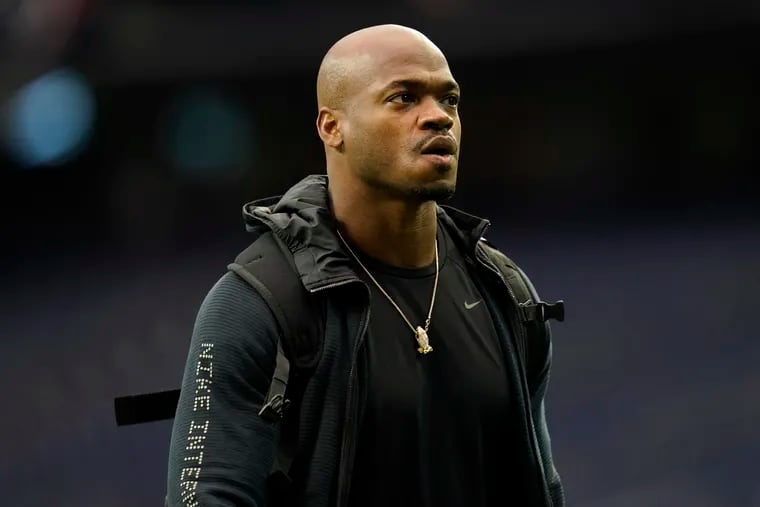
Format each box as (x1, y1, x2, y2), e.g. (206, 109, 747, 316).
(464, 300, 481, 309)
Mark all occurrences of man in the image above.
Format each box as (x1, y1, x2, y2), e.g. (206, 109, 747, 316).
(166, 24, 564, 507)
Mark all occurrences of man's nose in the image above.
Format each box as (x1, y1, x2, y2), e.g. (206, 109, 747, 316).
(418, 98, 455, 131)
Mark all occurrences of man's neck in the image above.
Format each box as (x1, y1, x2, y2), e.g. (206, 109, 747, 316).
(330, 188, 438, 269)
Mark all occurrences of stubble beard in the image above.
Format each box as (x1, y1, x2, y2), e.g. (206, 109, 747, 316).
(362, 174, 456, 203)
(407, 182, 456, 202)
(358, 161, 457, 203)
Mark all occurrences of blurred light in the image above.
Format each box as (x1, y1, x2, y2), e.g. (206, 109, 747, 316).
(159, 89, 254, 180)
(4, 68, 96, 167)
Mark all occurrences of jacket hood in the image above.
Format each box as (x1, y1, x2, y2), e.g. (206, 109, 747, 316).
(242, 174, 491, 292)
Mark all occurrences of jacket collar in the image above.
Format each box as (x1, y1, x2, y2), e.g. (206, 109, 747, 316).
(243, 174, 491, 292)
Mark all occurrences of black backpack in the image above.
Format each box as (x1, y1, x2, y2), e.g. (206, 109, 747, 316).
(113, 224, 564, 500)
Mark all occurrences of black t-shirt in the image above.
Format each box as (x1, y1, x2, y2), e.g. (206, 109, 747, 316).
(346, 224, 520, 507)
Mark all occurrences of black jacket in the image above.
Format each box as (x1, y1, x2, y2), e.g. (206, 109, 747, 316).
(166, 174, 564, 506)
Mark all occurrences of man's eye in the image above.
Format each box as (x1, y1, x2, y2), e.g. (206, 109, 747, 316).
(391, 93, 416, 104)
(444, 95, 460, 107)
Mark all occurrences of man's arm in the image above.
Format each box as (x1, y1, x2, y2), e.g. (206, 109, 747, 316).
(530, 330, 565, 507)
(166, 271, 280, 507)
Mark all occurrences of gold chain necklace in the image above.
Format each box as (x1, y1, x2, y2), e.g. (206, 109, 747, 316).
(336, 228, 438, 355)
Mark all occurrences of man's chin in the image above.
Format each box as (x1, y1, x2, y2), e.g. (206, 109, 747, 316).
(359, 166, 456, 202)
(408, 181, 456, 203)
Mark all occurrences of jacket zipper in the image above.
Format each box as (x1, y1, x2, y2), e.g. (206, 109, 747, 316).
(310, 279, 370, 507)
(474, 247, 552, 506)
(335, 302, 369, 507)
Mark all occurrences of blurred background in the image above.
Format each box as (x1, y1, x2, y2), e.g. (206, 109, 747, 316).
(1, 0, 758, 505)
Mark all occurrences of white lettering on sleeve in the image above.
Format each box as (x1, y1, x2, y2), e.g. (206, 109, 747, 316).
(179, 342, 215, 506)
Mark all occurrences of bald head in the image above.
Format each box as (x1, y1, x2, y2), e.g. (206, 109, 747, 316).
(314, 24, 461, 207)
(316, 24, 446, 110)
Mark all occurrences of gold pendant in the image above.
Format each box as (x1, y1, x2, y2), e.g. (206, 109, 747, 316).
(415, 326, 433, 354)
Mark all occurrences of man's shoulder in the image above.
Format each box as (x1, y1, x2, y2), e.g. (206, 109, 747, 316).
(201, 270, 272, 322)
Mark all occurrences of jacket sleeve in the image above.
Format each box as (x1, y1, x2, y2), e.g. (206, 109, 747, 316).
(166, 271, 280, 507)
(529, 326, 565, 507)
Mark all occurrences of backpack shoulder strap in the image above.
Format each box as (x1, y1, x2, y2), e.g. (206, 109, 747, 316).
(478, 239, 565, 324)
(227, 229, 324, 421)
(478, 238, 565, 379)
(227, 228, 324, 498)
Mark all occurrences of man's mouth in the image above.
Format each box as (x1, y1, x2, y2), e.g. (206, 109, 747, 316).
(419, 136, 457, 157)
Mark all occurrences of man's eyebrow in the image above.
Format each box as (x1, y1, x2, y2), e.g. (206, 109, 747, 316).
(381, 79, 460, 93)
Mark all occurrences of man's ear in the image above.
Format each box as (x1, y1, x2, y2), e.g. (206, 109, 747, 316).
(316, 107, 344, 150)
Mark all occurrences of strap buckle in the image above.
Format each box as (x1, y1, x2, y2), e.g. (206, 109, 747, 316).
(258, 393, 291, 423)
(519, 300, 565, 323)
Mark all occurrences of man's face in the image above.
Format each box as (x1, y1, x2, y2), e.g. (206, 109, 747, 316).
(341, 46, 461, 202)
